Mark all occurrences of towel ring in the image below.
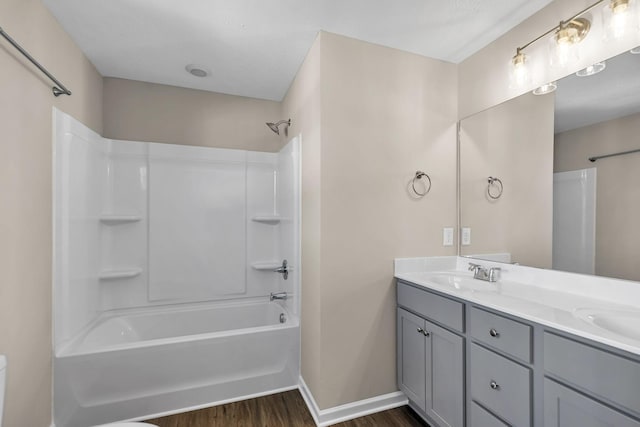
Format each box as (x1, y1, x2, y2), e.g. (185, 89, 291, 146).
(487, 176, 503, 199)
(412, 171, 432, 197)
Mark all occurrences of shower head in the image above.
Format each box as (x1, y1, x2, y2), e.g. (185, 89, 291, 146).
(266, 119, 291, 135)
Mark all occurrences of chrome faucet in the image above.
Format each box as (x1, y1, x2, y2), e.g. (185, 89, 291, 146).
(270, 292, 288, 301)
(273, 259, 289, 280)
(468, 263, 501, 283)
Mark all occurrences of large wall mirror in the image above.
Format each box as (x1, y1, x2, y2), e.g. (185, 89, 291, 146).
(459, 48, 640, 281)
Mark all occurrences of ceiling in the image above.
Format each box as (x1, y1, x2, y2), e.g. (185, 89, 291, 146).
(555, 50, 640, 133)
(43, 0, 553, 101)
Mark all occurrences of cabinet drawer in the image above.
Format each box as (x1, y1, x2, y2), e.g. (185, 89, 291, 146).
(470, 306, 532, 363)
(544, 378, 640, 427)
(397, 282, 464, 332)
(470, 402, 509, 427)
(544, 332, 640, 416)
(470, 344, 531, 427)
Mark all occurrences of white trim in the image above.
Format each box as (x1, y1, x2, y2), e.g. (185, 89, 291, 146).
(298, 377, 408, 427)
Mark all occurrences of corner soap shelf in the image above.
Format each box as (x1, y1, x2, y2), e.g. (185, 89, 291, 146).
(251, 262, 281, 270)
(99, 268, 143, 280)
(251, 215, 286, 224)
(99, 215, 142, 225)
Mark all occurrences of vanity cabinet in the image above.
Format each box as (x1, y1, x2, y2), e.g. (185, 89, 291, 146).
(544, 378, 640, 427)
(396, 279, 640, 427)
(469, 343, 531, 426)
(397, 283, 464, 427)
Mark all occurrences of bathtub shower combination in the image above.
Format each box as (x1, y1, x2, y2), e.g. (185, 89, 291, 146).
(52, 109, 300, 427)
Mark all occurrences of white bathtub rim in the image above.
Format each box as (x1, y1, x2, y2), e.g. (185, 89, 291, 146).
(56, 298, 298, 357)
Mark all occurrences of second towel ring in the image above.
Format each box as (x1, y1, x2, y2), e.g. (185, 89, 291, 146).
(487, 176, 503, 199)
(412, 171, 432, 197)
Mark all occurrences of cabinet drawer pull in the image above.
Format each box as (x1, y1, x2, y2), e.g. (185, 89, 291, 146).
(490, 380, 500, 390)
(417, 327, 430, 337)
(489, 328, 500, 338)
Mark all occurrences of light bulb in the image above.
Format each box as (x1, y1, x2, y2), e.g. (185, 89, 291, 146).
(603, 0, 639, 40)
(509, 51, 531, 88)
(549, 33, 579, 68)
(549, 18, 590, 68)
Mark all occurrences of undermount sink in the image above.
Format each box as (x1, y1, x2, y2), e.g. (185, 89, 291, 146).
(421, 271, 498, 293)
(573, 308, 640, 342)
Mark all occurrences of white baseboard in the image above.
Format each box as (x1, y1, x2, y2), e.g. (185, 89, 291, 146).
(53, 381, 404, 427)
(298, 377, 408, 427)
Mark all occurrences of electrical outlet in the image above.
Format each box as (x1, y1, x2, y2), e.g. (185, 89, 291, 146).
(443, 227, 454, 246)
(462, 227, 471, 246)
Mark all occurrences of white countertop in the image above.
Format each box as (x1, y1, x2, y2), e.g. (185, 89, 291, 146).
(394, 256, 640, 356)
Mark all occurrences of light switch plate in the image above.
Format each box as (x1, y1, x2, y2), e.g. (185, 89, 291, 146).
(462, 227, 471, 246)
(443, 227, 454, 246)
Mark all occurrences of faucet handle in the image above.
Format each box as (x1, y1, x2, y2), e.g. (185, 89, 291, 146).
(468, 262, 481, 272)
(488, 267, 501, 282)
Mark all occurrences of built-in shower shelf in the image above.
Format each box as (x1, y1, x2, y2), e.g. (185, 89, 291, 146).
(99, 268, 143, 280)
(251, 262, 281, 271)
(251, 215, 285, 224)
(99, 215, 142, 225)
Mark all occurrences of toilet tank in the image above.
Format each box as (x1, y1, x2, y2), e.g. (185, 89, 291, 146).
(0, 355, 5, 427)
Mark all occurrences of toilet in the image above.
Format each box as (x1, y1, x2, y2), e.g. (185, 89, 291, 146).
(0, 354, 156, 427)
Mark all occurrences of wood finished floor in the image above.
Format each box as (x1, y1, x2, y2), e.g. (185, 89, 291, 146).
(146, 390, 429, 427)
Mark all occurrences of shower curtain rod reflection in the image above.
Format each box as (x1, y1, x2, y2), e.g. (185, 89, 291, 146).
(0, 25, 72, 96)
(588, 148, 640, 162)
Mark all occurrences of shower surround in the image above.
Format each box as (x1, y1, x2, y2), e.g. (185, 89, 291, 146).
(52, 109, 300, 427)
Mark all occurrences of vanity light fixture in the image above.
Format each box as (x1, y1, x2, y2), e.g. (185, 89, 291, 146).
(602, 0, 639, 40)
(509, 0, 637, 87)
(532, 81, 558, 95)
(509, 48, 532, 88)
(548, 18, 590, 68)
(576, 61, 607, 76)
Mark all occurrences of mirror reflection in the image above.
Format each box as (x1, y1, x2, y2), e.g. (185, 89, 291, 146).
(459, 48, 640, 281)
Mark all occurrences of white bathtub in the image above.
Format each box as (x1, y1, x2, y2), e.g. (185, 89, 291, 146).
(54, 300, 300, 427)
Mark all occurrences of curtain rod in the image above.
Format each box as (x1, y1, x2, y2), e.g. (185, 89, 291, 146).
(0, 26, 72, 97)
(589, 148, 640, 162)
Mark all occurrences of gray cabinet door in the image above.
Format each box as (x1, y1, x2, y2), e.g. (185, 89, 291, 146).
(425, 319, 465, 427)
(544, 379, 640, 427)
(398, 308, 426, 411)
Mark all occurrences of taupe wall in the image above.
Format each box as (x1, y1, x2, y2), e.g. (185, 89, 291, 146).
(281, 34, 323, 398)
(0, 1, 104, 426)
(555, 112, 640, 281)
(460, 93, 555, 268)
(458, 0, 640, 119)
(103, 78, 283, 151)
(283, 32, 458, 409)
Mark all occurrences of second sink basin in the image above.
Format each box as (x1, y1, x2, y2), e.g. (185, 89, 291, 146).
(573, 308, 640, 342)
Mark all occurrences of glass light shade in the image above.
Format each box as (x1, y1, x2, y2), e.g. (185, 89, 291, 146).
(576, 61, 607, 76)
(532, 81, 557, 95)
(602, 0, 639, 40)
(509, 52, 532, 88)
(549, 31, 580, 68)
